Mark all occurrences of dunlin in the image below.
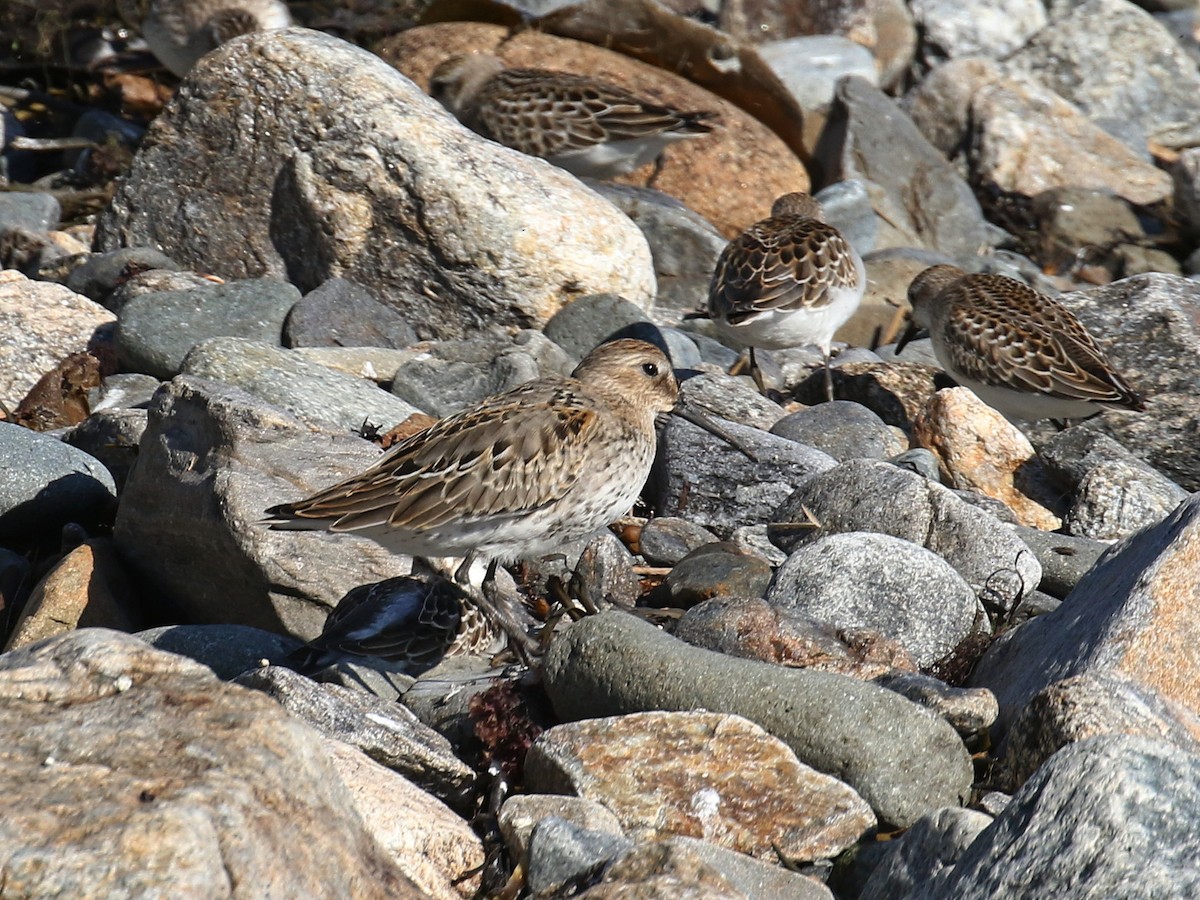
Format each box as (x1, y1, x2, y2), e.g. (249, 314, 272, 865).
(266, 340, 749, 610)
(707, 192, 865, 400)
(287, 576, 500, 675)
(142, 0, 291, 76)
(427, 53, 715, 179)
(898, 264, 1145, 421)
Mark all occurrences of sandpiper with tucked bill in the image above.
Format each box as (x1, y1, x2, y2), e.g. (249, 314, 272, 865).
(896, 264, 1145, 422)
(427, 53, 715, 180)
(264, 339, 753, 658)
(707, 192, 866, 400)
(141, 0, 291, 76)
(286, 575, 501, 676)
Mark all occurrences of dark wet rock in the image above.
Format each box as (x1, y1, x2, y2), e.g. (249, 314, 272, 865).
(648, 542, 773, 609)
(63, 247, 181, 306)
(637, 517, 718, 567)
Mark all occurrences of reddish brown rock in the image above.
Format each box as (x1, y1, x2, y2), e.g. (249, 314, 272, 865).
(525, 710, 874, 861)
(913, 387, 1064, 530)
(5, 539, 141, 652)
(375, 23, 810, 238)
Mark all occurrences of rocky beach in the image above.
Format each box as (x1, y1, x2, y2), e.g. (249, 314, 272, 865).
(2, 0, 1200, 896)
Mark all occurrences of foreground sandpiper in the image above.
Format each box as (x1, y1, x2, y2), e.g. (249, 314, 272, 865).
(707, 192, 865, 400)
(898, 264, 1145, 421)
(266, 339, 751, 656)
(142, 0, 291, 76)
(427, 53, 715, 179)
(287, 575, 500, 675)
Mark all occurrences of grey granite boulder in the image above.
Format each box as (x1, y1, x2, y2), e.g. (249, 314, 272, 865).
(94, 28, 654, 338)
(1006, 0, 1200, 148)
(114, 376, 411, 637)
(929, 736, 1200, 898)
(812, 76, 1000, 258)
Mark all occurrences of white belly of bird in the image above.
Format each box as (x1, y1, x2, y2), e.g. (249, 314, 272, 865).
(940, 366, 1105, 421)
(549, 134, 687, 179)
(718, 283, 863, 353)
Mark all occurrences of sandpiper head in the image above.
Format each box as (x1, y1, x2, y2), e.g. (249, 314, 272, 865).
(770, 192, 825, 221)
(571, 339, 679, 413)
(429, 53, 505, 114)
(906, 264, 968, 328)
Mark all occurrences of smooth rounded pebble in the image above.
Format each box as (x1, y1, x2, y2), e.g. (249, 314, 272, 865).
(543, 612, 972, 829)
(0, 423, 116, 541)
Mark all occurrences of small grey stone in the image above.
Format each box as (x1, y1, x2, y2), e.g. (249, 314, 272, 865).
(544, 294, 652, 361)
(499, 795, 625, 865)
(526, 817, 635, 896)
(679, 372, 786, 431)
(890, 448, 942, 482)
(650, 542, 773, 609)
(975, 791, 1011, 817)
(1010, 526, 1105, 598)
(666, 836, 835, 899)
(285, 277, 416, 349)
(873, 671, 999, 735)
(88, 373, 162, 411)
(638, 517, 718, 567)
(0, 423, 116, 541)
(137, 623, 301, 679)
(687, 331, 742, 370)
(64, 248, 182, 305)
(729, 524, 787, 566)
(767, 533, 981, 668)
(771, 401, 903, 461)
(389, 337, 543, 417)
(62, 407, 148, 493)
(0, 192, 60, 235)
(1008, 589, 1062, 625)
(574, 531, 641, 610)
(117, 278, 300, 378)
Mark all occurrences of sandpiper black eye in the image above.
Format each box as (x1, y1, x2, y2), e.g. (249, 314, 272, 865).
(642, 362, 659, 377)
